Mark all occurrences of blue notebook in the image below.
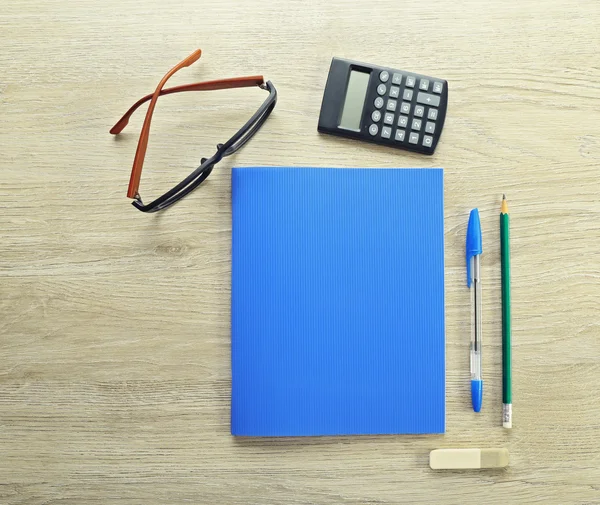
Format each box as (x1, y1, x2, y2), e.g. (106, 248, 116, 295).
(231, 167, 445, 436)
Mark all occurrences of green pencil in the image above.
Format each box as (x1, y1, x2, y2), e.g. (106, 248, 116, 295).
(500, 195, 512, 429)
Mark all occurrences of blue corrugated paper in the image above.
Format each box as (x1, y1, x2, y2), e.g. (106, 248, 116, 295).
(231, 167, 445, 436)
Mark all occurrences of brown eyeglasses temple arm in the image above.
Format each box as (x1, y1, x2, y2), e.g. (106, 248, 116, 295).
(110, 76, 265, 135)
(126, 49, 202, 199)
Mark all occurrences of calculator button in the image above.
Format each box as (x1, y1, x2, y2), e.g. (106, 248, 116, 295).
(417, 92, 440, 107)
(405, 76, 416, 88)
(409, 132, 419, 144)
(400, 102, 411, 114)
(411, 119, 422, 131)
(386, 99, 397, 112)
(369, 124, 379, 136)
(381, 126, 392, 139)
(419, 79, 430, 91)
(414, 105, 425, 117)
(423, 135, 433, 147)
(374, 97, 384, 109)
(379, 71, 390, 83)
(397, 115, 408, 128)
(371, 110, 381, 122)
(392, 73, 402, 85)
(384, 112, 394, 125)
(425, 121, 436, 134)
(389, 86, 400, 98)
(433, 82, 443, 93)
(427, 108, 438, 120)
(377, 84, 387, 96)
(395, 130, 406, 142)
(403, 89, 413, 101)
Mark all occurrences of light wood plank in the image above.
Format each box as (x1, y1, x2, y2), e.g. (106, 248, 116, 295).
(1, 0, 599, 503)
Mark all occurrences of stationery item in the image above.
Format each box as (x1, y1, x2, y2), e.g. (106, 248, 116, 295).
(430, 448, 509, 469)
(466, 208, 483, 412)
(231, 167, 445, 436)
(110, 49, 277, 213)
(501, 195, 512, 429)
(318, 57, 448, 154)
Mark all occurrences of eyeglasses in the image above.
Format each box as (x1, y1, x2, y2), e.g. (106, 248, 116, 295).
(110, 49, 277, 213)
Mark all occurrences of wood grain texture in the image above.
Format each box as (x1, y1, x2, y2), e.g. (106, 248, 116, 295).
(1, 0, 599, 503)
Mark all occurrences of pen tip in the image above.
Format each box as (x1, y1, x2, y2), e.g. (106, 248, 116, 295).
(502, 194, 506, 200)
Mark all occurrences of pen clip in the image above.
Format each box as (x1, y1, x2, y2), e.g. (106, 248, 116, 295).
(466, 208, 482, 287)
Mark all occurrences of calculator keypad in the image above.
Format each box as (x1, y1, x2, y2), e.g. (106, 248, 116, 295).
(366, 67, 447, 153)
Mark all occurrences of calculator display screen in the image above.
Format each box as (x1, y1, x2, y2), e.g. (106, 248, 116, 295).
(338, 70, 370, 131)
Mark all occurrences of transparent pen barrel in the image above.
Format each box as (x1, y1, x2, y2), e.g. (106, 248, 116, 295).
(470, 348, 482, 381)
(470, 255, 482, 381)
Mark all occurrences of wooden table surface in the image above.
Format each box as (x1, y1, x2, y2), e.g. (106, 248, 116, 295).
(1, 0, 599, 503)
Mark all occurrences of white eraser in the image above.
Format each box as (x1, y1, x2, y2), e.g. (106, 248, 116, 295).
(430, 448, 509, 470)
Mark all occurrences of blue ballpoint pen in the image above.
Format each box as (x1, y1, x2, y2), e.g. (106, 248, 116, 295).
(466, 209, 483, 412)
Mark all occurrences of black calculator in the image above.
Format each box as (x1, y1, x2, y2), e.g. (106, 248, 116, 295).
(318, 57, 448, 154)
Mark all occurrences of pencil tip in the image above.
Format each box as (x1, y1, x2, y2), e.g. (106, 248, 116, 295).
(501, 195, 509, 214)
